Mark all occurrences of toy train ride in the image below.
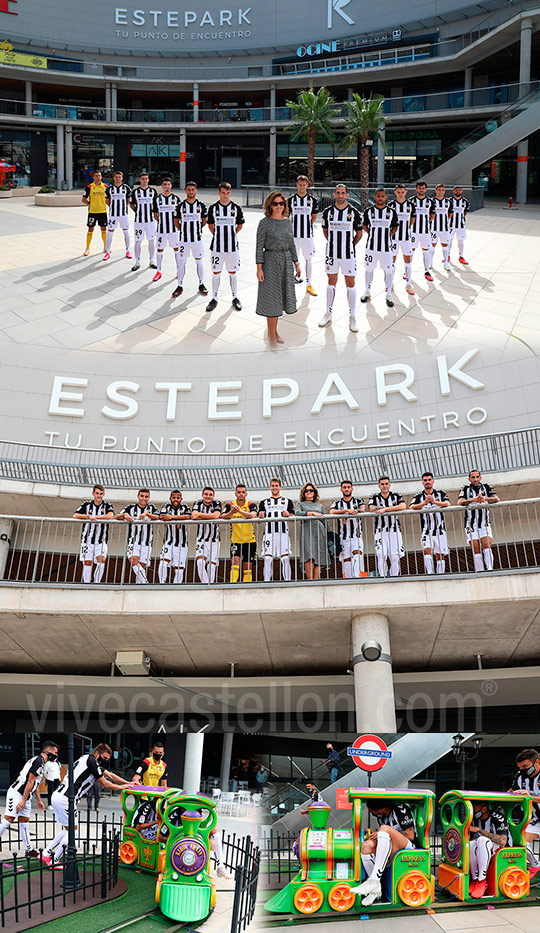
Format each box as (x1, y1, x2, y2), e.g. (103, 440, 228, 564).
(119, 786, 218, 923)
(265, 786, 537, 917)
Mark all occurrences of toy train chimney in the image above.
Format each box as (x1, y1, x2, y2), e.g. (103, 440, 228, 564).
(307, 801, 332, 829)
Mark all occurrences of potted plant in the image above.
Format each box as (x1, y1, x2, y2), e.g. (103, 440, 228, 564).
(0, 181, 13, 199)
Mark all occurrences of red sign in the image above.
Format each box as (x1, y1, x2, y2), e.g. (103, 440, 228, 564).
(0, 0, 18, 15)
(347, 734, 392, 773)
(336, 788, 353, 810)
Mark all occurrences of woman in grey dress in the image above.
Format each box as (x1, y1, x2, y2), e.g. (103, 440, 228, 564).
(295, 482, 328, 580)
(256, 190, 301, 349)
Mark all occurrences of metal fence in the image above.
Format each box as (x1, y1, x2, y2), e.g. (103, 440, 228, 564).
(230, 834, 260, 933)
(0, 427, 535, 491)
(0, 499, 539, 587)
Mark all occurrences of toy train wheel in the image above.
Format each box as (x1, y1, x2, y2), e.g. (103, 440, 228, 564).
(119, 841, 138, 865)
(328, 883, 356, 912)
(397, 871, 432, 907)
(294, 884, 324, 914)
(499, 867, 529, 900)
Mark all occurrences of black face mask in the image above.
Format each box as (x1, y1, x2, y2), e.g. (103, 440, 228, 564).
(152, 752, 163, 761)
(97, 757, 109, 768)
(521, 765, 537, 777)
(46, 753, 58, 762)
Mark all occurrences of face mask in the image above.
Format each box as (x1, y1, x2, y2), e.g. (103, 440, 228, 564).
(521, 765, 537, 777)
(474, 810, 484, 819)
(153, 752, 163, 761)
(47, 753, 58, 762)
(97, 757, 109, 767)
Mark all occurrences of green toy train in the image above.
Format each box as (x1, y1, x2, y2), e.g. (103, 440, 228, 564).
(119, 786, 218, 923)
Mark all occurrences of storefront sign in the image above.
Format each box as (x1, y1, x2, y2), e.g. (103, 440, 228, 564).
(0, 39, 46, 67)
(296, 29, 402, 58)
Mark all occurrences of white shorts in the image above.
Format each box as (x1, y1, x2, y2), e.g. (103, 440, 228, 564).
(134, 221, 156, 242)
(325, 256, 356, 276)
(107, 215, 130, 232)
(527, 818, 540, 838)
(127, 542, 152, 564)
(340, 536, 363, 560)
(431, 231, 450, 244)
(261, 532, 291, 559)
(375, 529, 404, 558)
(465, 523, 492, 544)
(50, 791, 70, 828)
(450, 228, 467, 241)
(211, 251, 239, 273)
(160, 543, 188, 568)
(420, 530, 449, 554)
(365, 250, 393, 272)
(195, 540, 220, 563)
(411, 232, 432, 250)
(5, 788, 31, 819)
(179, 241, 204, 260)
(157, 231, 179, 250)
(393, 238, 413, 257)
(294, 237, 315, 260)
(79, 541, 108, 564)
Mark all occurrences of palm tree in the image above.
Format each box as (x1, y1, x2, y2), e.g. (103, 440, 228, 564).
(285, 87, 340, 187)
(340, 94, 387, 207)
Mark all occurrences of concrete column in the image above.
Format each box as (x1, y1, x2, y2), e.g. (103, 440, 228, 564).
(183, 733, 205, 794)
(519, 17, 533, 97)
(270, 83, 276, 121)
(0, 519, 13, 579)
(219, 732, 234, 791)
(464, 67, 472, 108)
(352, 612, 396, 732)
(193, 82, 199, 123)
(56, 123, 65, 190)
(516, 140, 529, 204)
(25, 80, 32, 117)
(105, 83, 112, 122)
(347, 87, 354, 101)
(179, 128, 187, 190)
(111, 83, 118, 122)
(269, 127, 276, 186)
(376, 124, 385, 185)
(65, 126, 73, 189)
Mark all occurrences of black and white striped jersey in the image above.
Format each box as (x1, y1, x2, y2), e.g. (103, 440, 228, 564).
(470, 808, 508, 840)
(160, 502, 191, 548)
(451, 197, 470, 230)
(258, 497, 295, 536)
(388, 199, 413, 241)
(192, 499, 222, 543)
(207, 201, 245, 252)
(105, 184, 131, 218)
(410, 489, 450, 535)
(363, 205, 398, 252)
(131, 186, 158, 225)
(430, 197, 453, 233)
(121, 503, 160, 547)
(176, 198, 207, 242)
(11, 755, 45, 798)
(75, 500, 115, 545)
(369, 491, 404, 534)
(322, 204, 363, 260)
(458, 482, 496, 531)
(511, 769, 540, 822)
(408, 195, 432, 235)
(330, 497, 364, 540)
(55, 754, 103, 804)
(376, 802, 418, 846)
(287, 193, 319, 239)
(153, 193, 181, 234)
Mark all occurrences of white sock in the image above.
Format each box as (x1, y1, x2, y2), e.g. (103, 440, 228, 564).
(423, 249, 430, 271)
(156, 250, 163, 272)
(377, 553, 386, 577)
(305, 258, 312, 285)
(47, 828, 68, 857)
(526, 844, 539, 868)
(197, 559, 209, 584)
(196, 258, 205, 284)
(0, 819, 10, 838)
(474, 837, 492, 881)
(423, 554, 434, 574)
(405, 262, 412, 283)
(173, 568, 184, 584)
(326, 285, 335, 313)
(351, 553, 361, 577)
(20, 823, 31, 850)
(213, 830, 223, 863)
(124, 228, 131, 251)
(384, 267, 393, 293)
(342, 559, 352, 579)
(134, 240, 142, 262)
(473, 553, 484, 572)
(458, 239, 465, 258)
(212, 273, 221, 299)
(158, 561, 168, 584)
(229, 273, 238, 298)
(436, 559, 446, 574)
(264, 556, 273, 582)
(93, 562, 105, 584)
(105, 230, 113, 252)
(390, 555, 400, 576)
(176, 252, 187, 286)
(347, 286, 357, 315)
(136, 564, 147, 584)
(364, 268, 374, 291)
(149, 238, 156, 262)
(442, 243, 449, 261)
(280, 556, 291, 581)
(83, 564, 92, 583)
(373, 831, 392, 880)
(209, 561, 218, 584)
(361, 852, 375, 879)
(483, 548, 493, 570)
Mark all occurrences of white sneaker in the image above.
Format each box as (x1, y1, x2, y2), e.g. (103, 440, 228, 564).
(319, 311, 333, 327)
(360, 292, 371, 303)
(217, 865, 233, 880)
(349, 315, 358, 333)
(350, 877, 381, 898)
(444, 261, 451, 271)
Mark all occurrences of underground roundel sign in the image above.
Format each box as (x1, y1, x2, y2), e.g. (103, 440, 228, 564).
(347, 734, 392, 773)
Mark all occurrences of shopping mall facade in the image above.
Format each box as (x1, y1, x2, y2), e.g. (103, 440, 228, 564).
(0, 0, 539, 196)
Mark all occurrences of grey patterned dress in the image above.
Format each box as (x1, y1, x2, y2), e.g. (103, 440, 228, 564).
(295, 500, 328, 567)
(255, 217, 298, 317)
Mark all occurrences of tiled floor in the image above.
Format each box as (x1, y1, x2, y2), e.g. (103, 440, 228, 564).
(260, 904, 540, 931)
